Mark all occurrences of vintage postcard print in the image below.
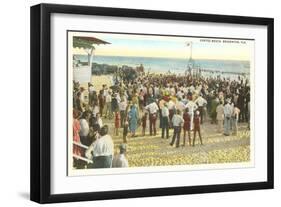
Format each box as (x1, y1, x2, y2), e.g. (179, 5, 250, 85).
(67, 31, 254, 176)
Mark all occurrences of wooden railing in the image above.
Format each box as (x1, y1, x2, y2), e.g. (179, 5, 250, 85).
(73, 141, 93, 164)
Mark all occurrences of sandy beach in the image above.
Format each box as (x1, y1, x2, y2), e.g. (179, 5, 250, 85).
(91, 75, 113, 90)
(103, 115, 250, 167)
(78, 74, 114, 91)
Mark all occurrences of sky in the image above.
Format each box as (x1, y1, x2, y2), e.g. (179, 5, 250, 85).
(72, 32, 253, 61)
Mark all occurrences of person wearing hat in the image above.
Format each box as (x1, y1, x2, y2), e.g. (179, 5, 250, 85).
(112, 144, 129, 168)
(223, 98, 234, 136)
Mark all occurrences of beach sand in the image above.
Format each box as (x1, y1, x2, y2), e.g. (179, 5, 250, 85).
(75, 73, 250, 167)
(79, 74, 114, 91)
(103, 115, 250, 167)
(91, 75, 113, 91)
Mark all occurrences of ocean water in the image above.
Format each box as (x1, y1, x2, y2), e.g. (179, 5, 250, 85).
(75, 55, 250, 75)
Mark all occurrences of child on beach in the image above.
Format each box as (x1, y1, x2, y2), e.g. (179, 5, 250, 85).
(115, 111, 121, 136)
(123, 119, 129, 143)
(193, 110, 203, 146)
(141, 112, 148, 136)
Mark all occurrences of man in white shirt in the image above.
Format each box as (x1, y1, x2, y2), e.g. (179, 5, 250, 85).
(176, 90, 184, 99)
(189, 85, 195, 93)
(86, 125, 114, 168)
(104, 91, 112, 118)
(103, 85, 109, 97)
(176, 98, 186, 112)
(119, 96, 128, 127)
(154, 85, 160, 98)
(79, 118, 89, 136)
(145, 101, 159, 114)
(170, 110, 184, 148)
(161, 103, 170, 139)
(145, 101, 159, 136)
(167, 99, 176, 125)
(194, 95, 207, 124)
(185, 100, 198, 130)
(224, 99, 234, 136)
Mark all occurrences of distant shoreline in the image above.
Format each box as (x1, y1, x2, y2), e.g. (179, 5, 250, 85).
(74, 54, 250, 75)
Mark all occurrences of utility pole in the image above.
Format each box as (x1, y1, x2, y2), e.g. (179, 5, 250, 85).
(186, 41, 193, 76)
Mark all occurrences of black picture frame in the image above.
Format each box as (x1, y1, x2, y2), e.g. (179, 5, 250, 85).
(30, 3, 274, 204)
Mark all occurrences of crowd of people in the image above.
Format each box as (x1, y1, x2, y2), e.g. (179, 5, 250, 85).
(72, 71, 250, 169)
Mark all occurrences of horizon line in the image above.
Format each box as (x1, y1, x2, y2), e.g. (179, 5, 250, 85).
(73, 53, 250, 62)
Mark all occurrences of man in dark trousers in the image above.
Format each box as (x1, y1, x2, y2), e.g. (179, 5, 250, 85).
(244, 87, 250, 122)
(193, 110, 203, 146)
(170, 110, 184, 148)
(145, 100, 159, 136)
(161, 103, 170, 139)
